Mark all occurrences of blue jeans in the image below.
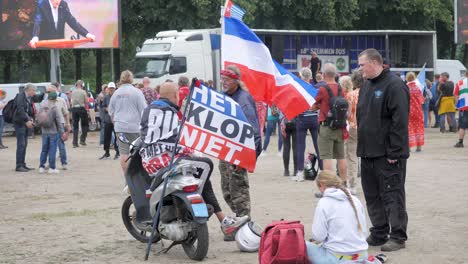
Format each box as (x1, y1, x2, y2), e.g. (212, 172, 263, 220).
(100, 121, 105, 145)
(422, 102, 429, 128)
(40, 134, 59, 169)
(0, 115, 4, 145)
(295, 115, 322, 171)
(430, 102, 440, 127)
(263, 119, 282, 151)
(440, 112, 457, 130)
(15, 124, 28, 168)
(57, 136, 67, 166)
(306, 242, 368, 264)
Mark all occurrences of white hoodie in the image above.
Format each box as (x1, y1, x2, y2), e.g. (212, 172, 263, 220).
(311, 187, 369, 255)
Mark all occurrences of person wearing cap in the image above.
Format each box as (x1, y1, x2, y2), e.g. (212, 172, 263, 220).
(218, 65, 262, 240)
(99, 82, 119, 160)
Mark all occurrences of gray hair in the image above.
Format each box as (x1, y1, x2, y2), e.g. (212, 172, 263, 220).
(225, 64, 247, 90)
(300, 67, 312, 81)
(47, 84, 58, 91)
(24, 83, 36, 91)
(339, 75, 353, 93)
(323, 63, 337, 78)
(359, 48, 383, 65)
(178, 76, 190, 87)
(350, 70, 364, 89)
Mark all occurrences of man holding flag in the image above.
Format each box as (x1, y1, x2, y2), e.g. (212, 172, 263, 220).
(218, 66, 261, 240)
(454, 71, 468, 148)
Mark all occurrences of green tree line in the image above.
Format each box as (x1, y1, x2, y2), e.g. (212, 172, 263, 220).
(0, 0, 460, 91)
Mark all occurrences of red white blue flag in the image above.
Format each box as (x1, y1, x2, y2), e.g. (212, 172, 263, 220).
(221, 0, 317, 119)
(179, 84, 257, 172)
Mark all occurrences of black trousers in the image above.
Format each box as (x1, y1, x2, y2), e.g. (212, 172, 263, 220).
(283, 125, 297, 173)
(361, 157, 408, 242)
(103, 122, 118, 155)
(72, 107, 88, 145)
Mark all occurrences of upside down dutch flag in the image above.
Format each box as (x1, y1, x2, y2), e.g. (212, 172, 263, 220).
(221, 0, 317, 119)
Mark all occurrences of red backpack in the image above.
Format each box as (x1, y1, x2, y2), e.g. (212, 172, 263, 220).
(258, 220, 308, 264)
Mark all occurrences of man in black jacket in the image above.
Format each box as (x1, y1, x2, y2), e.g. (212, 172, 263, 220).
(357, 49, 410, 252)
(29, 0, 95, 48)
(14, 83, 37, 172)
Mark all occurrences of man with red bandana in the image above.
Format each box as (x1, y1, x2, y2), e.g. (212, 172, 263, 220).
(217, 65, 262, 240)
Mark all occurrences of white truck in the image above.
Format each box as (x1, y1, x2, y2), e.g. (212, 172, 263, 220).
(133, 29, 221, 87)
(436, 59, 467, 82)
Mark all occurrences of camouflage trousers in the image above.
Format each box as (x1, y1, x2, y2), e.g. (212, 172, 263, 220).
(218, 160, 251, 217)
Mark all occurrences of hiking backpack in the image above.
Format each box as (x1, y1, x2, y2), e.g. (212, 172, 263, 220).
(2, 95, 18, 123)
(258, 220, 307, 264)
(36, 105, 57, 128)
(324, 84, 348, 129)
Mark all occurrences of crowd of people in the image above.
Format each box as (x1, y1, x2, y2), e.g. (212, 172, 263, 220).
(1, 48, 468, 263)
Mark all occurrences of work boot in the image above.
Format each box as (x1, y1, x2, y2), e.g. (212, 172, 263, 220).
(381, 240, 405, 252)
(221, 215, 249, 241)
(454, 141, 464, 148)
(366, 235, 388, 246)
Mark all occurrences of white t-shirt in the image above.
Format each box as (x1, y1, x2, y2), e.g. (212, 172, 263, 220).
(311, 187, 368, 255)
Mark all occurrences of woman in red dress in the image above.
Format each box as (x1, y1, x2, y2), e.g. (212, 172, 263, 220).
(406, 72, 425, 151)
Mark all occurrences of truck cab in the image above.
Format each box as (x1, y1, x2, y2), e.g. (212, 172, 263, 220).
(133, 29, 221, 87)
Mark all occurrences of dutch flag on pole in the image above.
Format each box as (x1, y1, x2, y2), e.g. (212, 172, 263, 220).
(221, 0, 317, 119)
(415, 64, 427, 93)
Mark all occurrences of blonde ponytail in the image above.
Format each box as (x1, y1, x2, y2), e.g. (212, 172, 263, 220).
(316, 170, 363, 232)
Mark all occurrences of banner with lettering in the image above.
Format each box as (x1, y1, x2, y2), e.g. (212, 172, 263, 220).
(179, 84, 257, 172)
(297, 48, 349, 73)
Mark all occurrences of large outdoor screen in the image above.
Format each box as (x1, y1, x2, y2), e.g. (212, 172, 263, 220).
(457, 0, 468, 44)
(0, 0, 120, 50)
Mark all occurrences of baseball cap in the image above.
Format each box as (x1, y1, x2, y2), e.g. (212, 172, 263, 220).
(108, 82, 116, 88)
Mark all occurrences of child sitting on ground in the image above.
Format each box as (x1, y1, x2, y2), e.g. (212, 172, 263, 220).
(306, 170, 382, 264)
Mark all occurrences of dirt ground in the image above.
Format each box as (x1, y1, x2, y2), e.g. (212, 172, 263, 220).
(0, 128, 467, 264)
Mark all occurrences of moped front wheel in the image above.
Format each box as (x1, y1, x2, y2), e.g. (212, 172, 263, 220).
(121, 196, 160, 243)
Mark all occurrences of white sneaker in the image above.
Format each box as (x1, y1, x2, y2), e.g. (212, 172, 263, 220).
(259, 151, 267, 158)
(292, 170, 304, 182)
(61, 164, 68, 170)
(277, 151, 282, 157)
(221, 215, 249, 235)
(39, 167, 45, 173)
(48, 169, 60, 174)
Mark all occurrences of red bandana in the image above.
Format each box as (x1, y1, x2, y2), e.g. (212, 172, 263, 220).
(220, 70, 239, 80)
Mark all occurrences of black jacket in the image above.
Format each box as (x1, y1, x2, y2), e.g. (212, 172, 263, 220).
(14, 92, 34, 125)
(356, 69, 410, 160)
(32, 0, 89, 40)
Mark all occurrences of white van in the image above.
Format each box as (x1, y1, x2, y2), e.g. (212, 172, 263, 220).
(436, 59, 467, 82)
(1, 82, 52, 134)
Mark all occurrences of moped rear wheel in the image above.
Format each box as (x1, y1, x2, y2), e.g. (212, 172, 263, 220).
(182, 223, 209, 261)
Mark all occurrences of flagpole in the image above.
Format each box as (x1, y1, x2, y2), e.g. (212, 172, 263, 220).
(144, 78, 199, 261)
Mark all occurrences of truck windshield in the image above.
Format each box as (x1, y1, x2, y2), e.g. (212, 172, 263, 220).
(134, 57, 168, 78)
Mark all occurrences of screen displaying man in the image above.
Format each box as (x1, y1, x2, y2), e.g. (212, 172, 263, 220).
(29, 0, 95, 48)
